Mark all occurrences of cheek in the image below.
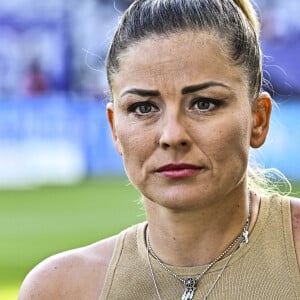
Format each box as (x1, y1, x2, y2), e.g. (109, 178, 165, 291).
(204, 115, 251, 165)
(115, 121, 157, 187)
(115, 117, 153, 165)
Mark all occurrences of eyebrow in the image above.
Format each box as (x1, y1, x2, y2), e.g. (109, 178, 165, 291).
(120, 88, 160, 97)
(120, 81, 230, 98)
(181, 81, 230, 94)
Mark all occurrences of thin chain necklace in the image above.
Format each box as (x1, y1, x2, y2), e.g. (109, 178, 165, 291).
(146, 193, 252, 300)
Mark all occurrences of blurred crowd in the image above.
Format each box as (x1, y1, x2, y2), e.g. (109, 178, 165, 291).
(0, 0, 300, 100)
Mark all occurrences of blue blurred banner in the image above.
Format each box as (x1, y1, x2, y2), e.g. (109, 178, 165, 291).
(0, 96, 299, 187)
(0, 96, 123, 187)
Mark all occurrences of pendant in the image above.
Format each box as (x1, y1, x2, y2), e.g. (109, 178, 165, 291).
(181, 278, 197, 300)
(242, 228, 249, 244)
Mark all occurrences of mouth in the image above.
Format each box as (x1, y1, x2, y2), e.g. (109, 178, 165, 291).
(156, 163, 203, 179)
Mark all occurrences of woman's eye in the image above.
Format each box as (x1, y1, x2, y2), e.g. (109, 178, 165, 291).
(191, 98, 220, 111)
(128, 102, 158, 115)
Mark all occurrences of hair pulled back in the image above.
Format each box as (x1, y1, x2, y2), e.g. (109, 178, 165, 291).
(106, 0, 262, 99)
(232, 0, 260, 34)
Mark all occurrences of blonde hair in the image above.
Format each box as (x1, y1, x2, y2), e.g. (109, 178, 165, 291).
(233, 0, 260, 35)
(248, 166, 292, 197)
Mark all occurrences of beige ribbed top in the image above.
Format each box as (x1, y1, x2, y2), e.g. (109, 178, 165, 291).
(100, 195, 300, 299)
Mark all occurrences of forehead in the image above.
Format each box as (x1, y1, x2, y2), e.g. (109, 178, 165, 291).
(111, 31, 247, 95)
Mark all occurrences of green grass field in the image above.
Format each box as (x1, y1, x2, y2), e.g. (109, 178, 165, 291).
(1, 178, 299, 300)
(0, 177, 143, 299)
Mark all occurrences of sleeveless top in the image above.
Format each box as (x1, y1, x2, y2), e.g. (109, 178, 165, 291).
(99, 195, 300, 299)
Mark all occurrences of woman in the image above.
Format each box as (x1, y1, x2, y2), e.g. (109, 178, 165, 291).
(19, 0, 300, 299)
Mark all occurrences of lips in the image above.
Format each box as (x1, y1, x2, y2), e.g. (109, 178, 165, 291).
(157, 163, 200, 172)
(156, 163, 203, 179)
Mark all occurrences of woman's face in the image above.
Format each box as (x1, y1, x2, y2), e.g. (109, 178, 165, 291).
(108, 31, 270, 210)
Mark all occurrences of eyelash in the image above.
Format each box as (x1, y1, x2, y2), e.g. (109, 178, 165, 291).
(127, 101, 159, 115)
(127, 98, 223, 116)
(190, 98, 223, 112)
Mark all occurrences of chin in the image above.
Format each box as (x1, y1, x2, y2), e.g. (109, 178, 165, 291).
(144, 187, 213, 211)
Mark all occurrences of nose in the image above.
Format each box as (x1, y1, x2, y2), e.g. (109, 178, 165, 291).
(158, 114, 191, 150)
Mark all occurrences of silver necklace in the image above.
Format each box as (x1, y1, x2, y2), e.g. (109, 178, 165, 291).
(146, 193, 251, 300)
(147, 239, 240, 300)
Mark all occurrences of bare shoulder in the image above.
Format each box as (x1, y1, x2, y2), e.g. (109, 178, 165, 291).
(290, 197, 300, 268)
(18, 235, 118, 300)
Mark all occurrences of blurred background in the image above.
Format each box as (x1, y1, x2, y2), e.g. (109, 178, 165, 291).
(0, 0, 299, 299)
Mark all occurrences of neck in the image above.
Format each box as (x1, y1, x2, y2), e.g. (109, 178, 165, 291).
(144, 189, 257, 267)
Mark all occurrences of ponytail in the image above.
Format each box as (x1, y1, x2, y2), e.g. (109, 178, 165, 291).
(233, 0, 260, 35)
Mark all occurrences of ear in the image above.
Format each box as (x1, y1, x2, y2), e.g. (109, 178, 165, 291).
(106, 102, 123, 155)
(250, 92, 272, 148)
